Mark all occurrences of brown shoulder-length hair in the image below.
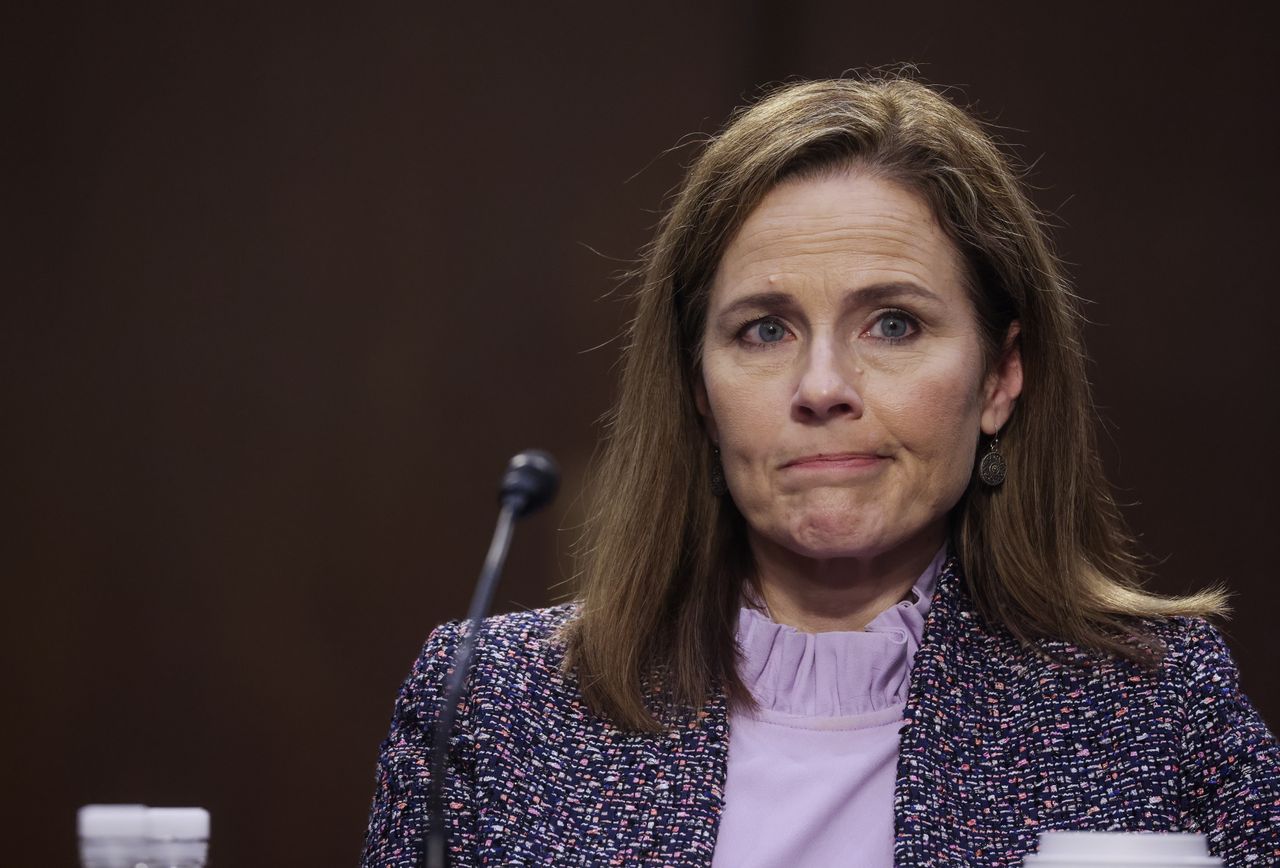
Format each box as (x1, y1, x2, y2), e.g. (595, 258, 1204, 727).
(560, 75, 1228, 731)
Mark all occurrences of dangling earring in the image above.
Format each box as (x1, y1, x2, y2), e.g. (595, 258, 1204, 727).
(710, 446, 728, 497)
(978, 432, 1006, 487)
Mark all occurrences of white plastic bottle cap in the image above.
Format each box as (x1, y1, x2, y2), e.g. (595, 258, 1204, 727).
(77, 804, 148, 839)
(1025, 830, 1222, 866)
(79, 805, 149, 868)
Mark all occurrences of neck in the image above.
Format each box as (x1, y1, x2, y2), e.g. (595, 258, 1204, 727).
(747, 524, 946, 633)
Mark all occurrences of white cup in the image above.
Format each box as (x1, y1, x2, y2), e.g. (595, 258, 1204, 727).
(1023, 831, 1222, 867)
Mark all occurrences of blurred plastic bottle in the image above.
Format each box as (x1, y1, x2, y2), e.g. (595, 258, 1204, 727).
(78, 805, 210, 868)
(144, 808, 210, 868)
(78, 805, 147, 868)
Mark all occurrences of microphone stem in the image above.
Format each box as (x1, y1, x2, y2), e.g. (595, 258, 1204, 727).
(425, 502, 517, 868)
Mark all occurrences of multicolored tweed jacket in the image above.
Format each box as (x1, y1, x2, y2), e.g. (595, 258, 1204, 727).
(361, 560, 1280, 866)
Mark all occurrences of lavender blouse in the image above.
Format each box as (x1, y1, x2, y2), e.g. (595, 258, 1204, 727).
(711, 547, 945, 867)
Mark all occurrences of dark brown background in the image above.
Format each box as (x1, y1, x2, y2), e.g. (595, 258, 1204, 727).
(6, 3, 1277, 865)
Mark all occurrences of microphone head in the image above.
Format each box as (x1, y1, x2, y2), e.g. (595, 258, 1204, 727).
(500, 450, 560, 518)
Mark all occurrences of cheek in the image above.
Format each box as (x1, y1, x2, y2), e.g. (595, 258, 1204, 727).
(876, 354, 985, 464)
(703, 358, 789, 447)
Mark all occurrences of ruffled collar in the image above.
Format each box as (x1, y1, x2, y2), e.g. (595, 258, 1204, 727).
(735, 547, 946, 717)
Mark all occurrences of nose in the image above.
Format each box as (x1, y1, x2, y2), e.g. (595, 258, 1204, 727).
(793, 337, 864, 422)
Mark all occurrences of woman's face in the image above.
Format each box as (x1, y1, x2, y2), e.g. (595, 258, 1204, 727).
(697, 171, 1021, 562)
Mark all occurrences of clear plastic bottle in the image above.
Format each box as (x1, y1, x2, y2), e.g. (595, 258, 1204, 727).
(78, 805, 210, 868)
(78, 805, 148, 868)
(143, 807, 210, 868)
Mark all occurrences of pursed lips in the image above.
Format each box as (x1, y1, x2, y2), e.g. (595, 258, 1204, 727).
(781, 452, 888, 469)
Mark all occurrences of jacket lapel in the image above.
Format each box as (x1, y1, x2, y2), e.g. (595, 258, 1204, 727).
(649, 697, 731, 865)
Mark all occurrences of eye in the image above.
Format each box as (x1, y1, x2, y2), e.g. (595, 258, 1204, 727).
(867, 310, 919, 342)
(739, 317, 791, 345)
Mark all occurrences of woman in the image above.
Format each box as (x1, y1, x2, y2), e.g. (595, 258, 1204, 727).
(361, 77, 1279, 866)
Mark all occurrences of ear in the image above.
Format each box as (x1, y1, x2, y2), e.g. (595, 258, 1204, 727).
(693, 373, 719, 445)
(981, 322, 1023, 435)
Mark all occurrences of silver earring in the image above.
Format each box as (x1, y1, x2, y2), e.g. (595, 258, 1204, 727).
(978, 433, 1006, 487)
(710, 447, 728, 497)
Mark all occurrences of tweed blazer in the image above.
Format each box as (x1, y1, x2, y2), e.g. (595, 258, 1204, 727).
(361, 560, 1280, 866)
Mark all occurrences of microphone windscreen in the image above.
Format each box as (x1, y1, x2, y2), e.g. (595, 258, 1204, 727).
(500, 450, 560, 517)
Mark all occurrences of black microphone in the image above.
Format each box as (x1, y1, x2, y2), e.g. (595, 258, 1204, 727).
(499, 449, 560, 518)
(425, 450, 560, 868)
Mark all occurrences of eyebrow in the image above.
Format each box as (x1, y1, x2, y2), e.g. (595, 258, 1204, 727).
(715, 281, 944, 321)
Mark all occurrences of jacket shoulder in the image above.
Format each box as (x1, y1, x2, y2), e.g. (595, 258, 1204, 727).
(418, 603, 578, 673)
(468, 603, 580, 678)
(1145, 614, 1229, 664)
(935, 563, 1231, 685)
(426, 603, 576, 640)
(473, 603, 578, 674)
(393, 604, 579, 724)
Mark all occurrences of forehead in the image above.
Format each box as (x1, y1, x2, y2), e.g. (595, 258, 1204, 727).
(711, 171, 966, 297)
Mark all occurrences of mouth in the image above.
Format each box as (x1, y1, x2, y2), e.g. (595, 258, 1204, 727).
(781, 452, 888, 470)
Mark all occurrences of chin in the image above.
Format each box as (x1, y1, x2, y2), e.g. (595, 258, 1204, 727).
(780, 509, 893, 560)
